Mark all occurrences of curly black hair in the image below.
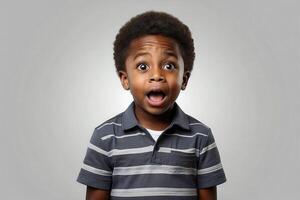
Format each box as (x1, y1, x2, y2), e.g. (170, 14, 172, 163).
(113, 11, 195, 73)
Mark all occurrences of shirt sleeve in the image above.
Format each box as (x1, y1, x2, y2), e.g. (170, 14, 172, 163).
(76, 128, 113, 190)
(197, 128, 226, 189)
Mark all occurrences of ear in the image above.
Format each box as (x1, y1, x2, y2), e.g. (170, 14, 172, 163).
(181, 71, 191, 90)
(118, 70, 130, 90)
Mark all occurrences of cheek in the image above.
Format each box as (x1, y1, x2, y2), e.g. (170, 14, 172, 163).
(128, 71, 145, 84)
(169, 74, 183, 87)
(128, 75, 146, 95)
(168, 80, 183, 97)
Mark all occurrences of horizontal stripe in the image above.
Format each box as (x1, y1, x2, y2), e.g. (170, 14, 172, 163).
(189, 123, 203, 126)
(101, 131, 207, 141)
(82, 163, 112, 176)
(112, 174, 199, 189)
(198, 163, 223, 175)
(88, 143, 154, 157)
(96, 122, 121, 130)
(88, 143, 109, 156)
(89, 142, 218, 158)
(110, 187, 197, 197)
(101, 132, 146, 140)
(158, 147, 199, 155)
(200, 142, 217, 155)
(165, 132, 208, 138)
(113, 164, 197, 175)
(109, 145, 154, 156)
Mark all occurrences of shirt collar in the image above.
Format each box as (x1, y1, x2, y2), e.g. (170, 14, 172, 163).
(121, 101, 190, 132)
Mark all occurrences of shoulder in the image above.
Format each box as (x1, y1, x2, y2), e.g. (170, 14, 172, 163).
(91, 111, 124, 142)
(94, 112, 123, 131)
(185, 113, 212, 137)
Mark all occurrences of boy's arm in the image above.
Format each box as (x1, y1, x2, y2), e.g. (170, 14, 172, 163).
(198, 186, 217, 200)
(86, 186, 110, 200)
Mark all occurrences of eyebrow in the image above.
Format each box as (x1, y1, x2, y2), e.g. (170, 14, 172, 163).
(164, 50, 178, 59)
(133, 52, 150, 60)
(133, 50, 178, 60)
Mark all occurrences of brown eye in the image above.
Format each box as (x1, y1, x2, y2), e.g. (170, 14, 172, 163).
(137, 63, 149, 71)
(163, 63, 175, 71)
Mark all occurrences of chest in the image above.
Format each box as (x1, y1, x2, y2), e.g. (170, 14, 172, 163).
(108, 129, 201, 170)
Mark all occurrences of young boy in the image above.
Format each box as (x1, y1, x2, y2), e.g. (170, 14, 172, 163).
(77, 11, 226, 200)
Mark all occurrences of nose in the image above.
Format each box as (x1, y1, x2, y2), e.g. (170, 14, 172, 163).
(149, 68, 165, 82)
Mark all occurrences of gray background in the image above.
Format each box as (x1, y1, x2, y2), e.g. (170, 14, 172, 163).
(1, 0, 299, 199)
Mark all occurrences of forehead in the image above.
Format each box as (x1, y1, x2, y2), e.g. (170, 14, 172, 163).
(127, 35, 181, 56)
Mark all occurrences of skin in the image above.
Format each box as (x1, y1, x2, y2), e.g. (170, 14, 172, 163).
(198, 186, 217, 200)
(86, 186, 109, 200)
(119, 34, 190, 130)
(86, 35, 217, 200)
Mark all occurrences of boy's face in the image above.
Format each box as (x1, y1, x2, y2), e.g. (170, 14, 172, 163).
(119, 35, 190, 117)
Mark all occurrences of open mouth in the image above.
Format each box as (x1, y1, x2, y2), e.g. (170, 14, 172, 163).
(146, 89, 166, 105)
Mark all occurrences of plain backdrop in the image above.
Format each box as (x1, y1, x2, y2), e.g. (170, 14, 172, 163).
(1, 0, 299, 199)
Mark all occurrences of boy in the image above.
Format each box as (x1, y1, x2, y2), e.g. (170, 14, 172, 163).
(77, 11, 226, 200)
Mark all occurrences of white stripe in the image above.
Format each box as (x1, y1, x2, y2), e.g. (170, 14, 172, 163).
(88, 143, 154, 157)
(158, 147, 199, 155)
(96, 122, 121, 130)
(88, 143, 109, 156)
(89, 142, 212, 158)
(111, 187, 197, 197)
(101, 132, 146, 140)
(82, 163, 112, 176)
(165, 132, 208, 138)
(189, 123, 202, 126)
(200, 142, 217, 155)
(113, 164, 197, 175)
(198, 163, 223, 175)
(109, 145, 154, 156)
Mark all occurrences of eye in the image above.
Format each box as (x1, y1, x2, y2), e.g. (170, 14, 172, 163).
(163, 63, 176, 71)
(137, 63, 149, 71)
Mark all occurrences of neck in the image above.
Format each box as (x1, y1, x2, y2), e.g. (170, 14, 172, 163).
(134, 103, 175, 131)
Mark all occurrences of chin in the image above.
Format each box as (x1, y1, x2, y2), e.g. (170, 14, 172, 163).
(146, 103, 174, 115)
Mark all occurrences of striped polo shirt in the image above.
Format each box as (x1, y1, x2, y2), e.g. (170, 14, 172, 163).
(77, 102, 226, 199)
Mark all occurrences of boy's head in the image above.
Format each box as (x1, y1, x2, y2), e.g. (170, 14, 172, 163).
(113, 11, 195, 118)
(113, 11, 195, 73)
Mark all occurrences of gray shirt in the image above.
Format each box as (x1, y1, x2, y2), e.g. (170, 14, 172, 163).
(77, 102, 226, 199)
